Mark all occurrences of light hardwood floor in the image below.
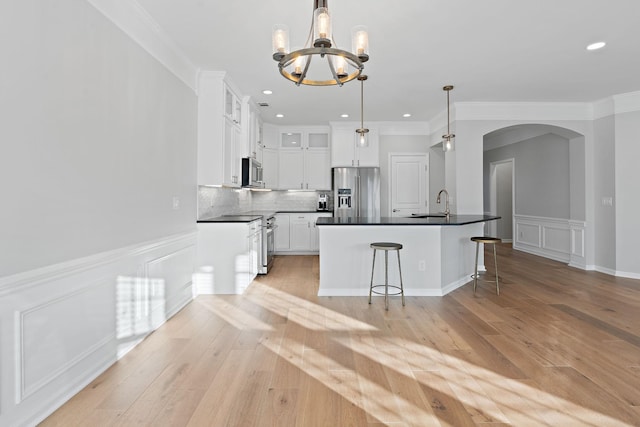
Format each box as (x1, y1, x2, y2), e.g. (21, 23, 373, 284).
(42, 245, 640, 426)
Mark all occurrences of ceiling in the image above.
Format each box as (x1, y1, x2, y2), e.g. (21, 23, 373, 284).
(135, 0, 640, 127)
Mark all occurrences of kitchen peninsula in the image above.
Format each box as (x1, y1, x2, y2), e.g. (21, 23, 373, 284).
(316, 215, 500, 297)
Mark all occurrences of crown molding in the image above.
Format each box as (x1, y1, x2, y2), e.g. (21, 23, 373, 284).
(377, 121, 430, 136)
(592, 97, 615, 120)
(86, 0, 198, 92)
(454, 102, 593, 122)
(613, 91, 640, 115)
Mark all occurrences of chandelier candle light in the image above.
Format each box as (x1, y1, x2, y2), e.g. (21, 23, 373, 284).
(272, 0, 369, 86)
(442, 85, 455, 152)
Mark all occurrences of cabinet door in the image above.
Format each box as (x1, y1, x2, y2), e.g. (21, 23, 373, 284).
(290, 214, 311, 250)
(279, 150, 305, 189)
(275, 214, 290, 251)
(224, 118, 241, 186)
(330, 127, 356, 167)
(310, 213, 332, 251)
(262, 148, 278, 189)
(308, 132, 329, 149)
(281, 131, 303, 149)
(304, 150, 331, 190)
(248, 220, 261, 277)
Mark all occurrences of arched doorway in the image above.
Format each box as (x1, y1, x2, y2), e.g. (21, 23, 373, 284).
(483, 124, 586, 267)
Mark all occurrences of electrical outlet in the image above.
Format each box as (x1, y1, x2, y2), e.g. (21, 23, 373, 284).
(418, 260, 426, 271)
(172, 196, 180, 210)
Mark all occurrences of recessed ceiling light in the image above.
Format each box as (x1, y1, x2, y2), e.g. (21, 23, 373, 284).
(403, 113, 412, 118)
(262, 90, 273, 95)
(587, 41, 606, 51)
(276, 113, 284, 118)
(341, 114, 349, 118)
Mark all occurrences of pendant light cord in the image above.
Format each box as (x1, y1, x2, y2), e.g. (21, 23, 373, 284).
(446, 89, 450, 135)
(360, 78, 364, 129)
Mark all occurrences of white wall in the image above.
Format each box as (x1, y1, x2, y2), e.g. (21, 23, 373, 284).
(614, 110, 640, 276)
(592, 115, 616, 271)
(0, 1, 197, 277)
(483, 133, 570, 218)
(0, 1, 198, 425)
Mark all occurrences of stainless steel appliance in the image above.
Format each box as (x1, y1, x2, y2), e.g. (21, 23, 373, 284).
(241, 158, 264, 188)
(333, 167, 380, 219)
(259, 215, 276, 274)
(317, 193, 329, 211)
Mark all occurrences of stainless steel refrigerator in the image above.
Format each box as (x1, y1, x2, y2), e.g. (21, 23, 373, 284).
(333, 167, 380, 219)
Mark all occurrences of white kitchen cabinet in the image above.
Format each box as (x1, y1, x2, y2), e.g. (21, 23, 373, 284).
(278, 127, 331, 190)
(261, 147, 279, 189)
(280, 212, 332, 253)
(304, 150, 331, 190)
(242, 96, 263, 161)
(278, 150, 305, 189)
(275, 213, 290, 251)
(196, 219, 261, 294)
(224, 85, 242, 126)
(290, 214, 312, 250)
(330, 123, 379, 167)
(197, 71, 243, 187)
(223, 117, 241, 186)
(310, 212, 332, 251)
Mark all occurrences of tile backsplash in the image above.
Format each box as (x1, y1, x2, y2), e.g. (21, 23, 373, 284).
(198, 186, 332, 219)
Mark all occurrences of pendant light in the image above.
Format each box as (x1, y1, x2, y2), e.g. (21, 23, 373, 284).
(442, 85, 455, 152)
(355, 75, 369, 147)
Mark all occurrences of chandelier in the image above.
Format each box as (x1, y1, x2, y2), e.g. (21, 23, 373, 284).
(442, 85, 455, 152)
(272, 0, 369, 86)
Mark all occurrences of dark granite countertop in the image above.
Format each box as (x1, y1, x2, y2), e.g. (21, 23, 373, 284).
(197, 215, 262, 223)
(316, 214, 500, 226)
(274, 210, 333, 214)
(197, 210, 332, 223)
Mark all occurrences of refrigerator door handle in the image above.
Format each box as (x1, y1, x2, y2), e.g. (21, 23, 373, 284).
(356, 174, 361, 217)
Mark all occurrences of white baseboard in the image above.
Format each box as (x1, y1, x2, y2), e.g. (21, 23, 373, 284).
(592, 265, 640, 280)
(0, 232, 196, 427)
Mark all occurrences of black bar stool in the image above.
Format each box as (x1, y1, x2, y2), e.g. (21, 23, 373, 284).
(369, 242, 405, 310)
(470, 236, 502, 295)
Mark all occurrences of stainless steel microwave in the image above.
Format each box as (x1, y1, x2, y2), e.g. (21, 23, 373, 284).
(241, 157, 264, 188)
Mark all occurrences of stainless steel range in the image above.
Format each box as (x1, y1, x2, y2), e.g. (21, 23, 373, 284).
(259, 215, 276, 274)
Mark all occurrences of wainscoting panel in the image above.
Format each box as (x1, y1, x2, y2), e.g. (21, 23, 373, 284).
(515, 222, 541, 248)
(569, 220, 587, 269)
(514, 215, 572, 263)
(542, 226, 570, 254)
(17, 277, 115, 402)
(0, 232, 196, 427)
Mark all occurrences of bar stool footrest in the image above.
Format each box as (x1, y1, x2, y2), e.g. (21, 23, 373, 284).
(470, 273, 501, 283)
(370, 284, 404, 296)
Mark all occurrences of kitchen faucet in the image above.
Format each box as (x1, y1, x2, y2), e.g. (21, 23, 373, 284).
(437, 189, 450, 217)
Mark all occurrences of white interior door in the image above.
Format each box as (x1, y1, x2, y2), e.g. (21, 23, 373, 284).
(390, 153, 429, 217)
